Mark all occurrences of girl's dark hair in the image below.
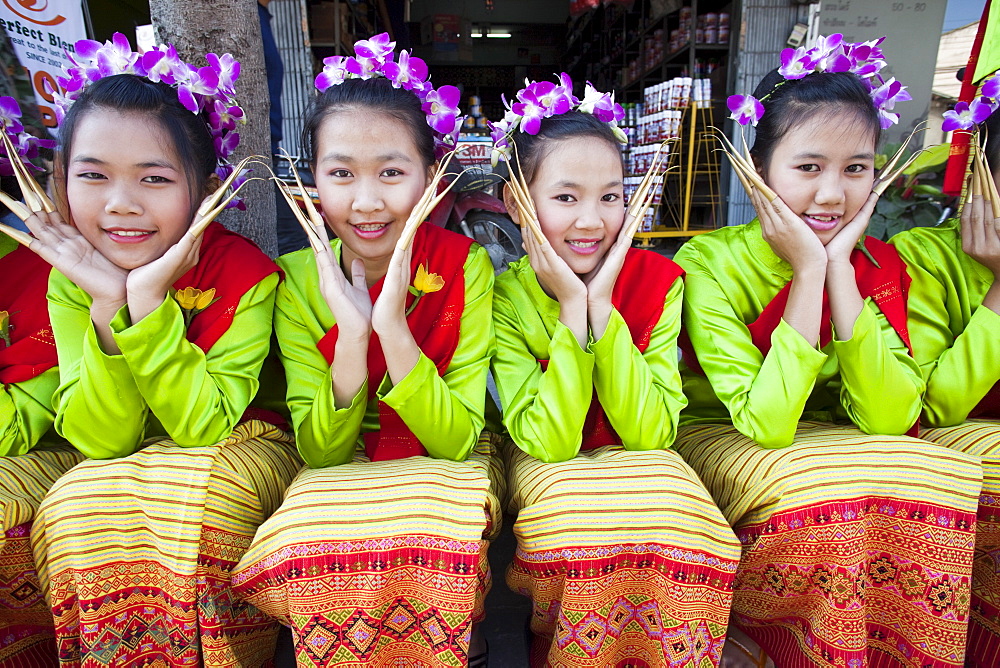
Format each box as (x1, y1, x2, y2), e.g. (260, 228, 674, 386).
(58, 74, 217, 205)
(302, 77, 435, 167)
(749, 69, 882, 173)
(506, 110, 623, 184)
(981, 107, 1000, 173)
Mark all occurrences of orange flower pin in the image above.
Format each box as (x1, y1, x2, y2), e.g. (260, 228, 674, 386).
(174, 287, 218, 327)
(406, 264, 444, 316)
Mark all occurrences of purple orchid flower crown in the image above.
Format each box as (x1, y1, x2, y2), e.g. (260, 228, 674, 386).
(489, 74, 627, 166)
(727, 34, 911, 130)
(941, 71, 1000, 133)
(0, 97, 55, 176)
(315, 33, 464, 160)
(49, 33, 248, 209)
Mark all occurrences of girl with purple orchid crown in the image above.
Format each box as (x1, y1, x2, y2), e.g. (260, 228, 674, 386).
(229, 33, 500, 668)
(674, 34, 983, 667)
(890, 80, 1000, 665)
(11, 34, 303, 667)
(488, 75, 740, 667)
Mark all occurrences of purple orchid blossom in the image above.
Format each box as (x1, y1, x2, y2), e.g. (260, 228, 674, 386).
(315, 56, 352, 91)
(727, 94, 765, 126)
(942, 97, 997, 133)
(141, 45, 184, 85)
(354, 33, 395, 61)
(207, 100, 244, 133)
(0, 96, 54, 175)
(778, 47, 815, 80)
(95, 32, 143, 76)
(176, 65, 221, 113)
(382, 51, 428, 91)
(423, 85, 462, 134)
(869, 77, 910, 128)
(206, 53, 240, 95)
(981, 73, 1000, 101)
(214, 131, 240, 159)
(0, 97, 24, 134)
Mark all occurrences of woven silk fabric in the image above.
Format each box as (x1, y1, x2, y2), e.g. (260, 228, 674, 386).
(920, 419, 1000, 667)
(502, 440, 740, 667)
(677, 422, 983, 667)
(230, 434, 502, 667)
(0, 446, 83, 668)
(30, 421, 302, 667)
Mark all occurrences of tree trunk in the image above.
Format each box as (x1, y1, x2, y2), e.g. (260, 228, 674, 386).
(149, 0, 277, 257)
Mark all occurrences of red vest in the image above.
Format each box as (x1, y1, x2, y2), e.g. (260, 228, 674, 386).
(538, 248, 685, 451)
(174, 222, 282, 353)
(316, 224, 475, 461)
(679, 237, 917, 434)
(0, 244, 57, 384)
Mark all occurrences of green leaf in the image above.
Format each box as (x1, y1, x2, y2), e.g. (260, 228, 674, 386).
(902, 144, 950, 176)
(909, 184, 943, 197)
(408, 286, 421, 296)
(867, 214, 890, 239)
(876, 197, 906, 217)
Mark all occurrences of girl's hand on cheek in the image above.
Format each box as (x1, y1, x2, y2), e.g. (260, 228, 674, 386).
(523, 222, 587, 305)
(752, 188, 827, 274)
(584, 219, 631, 339)
(24, 209, 128, 308)
(370, 242, 411, 337)
(961, 194, 1000, 277)
(126, 230, 202, 324)
(825, 191, 878, 266)
(315, 240, 373, 343)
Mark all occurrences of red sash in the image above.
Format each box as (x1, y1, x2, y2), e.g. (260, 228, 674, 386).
(0, 244, 57, 384)
(745, 238, 912, 355)
(174, 222, 281, 353)
(538, 248, 684, 451)
(679, 237, 918, 434)
(316, 224, 474, 461)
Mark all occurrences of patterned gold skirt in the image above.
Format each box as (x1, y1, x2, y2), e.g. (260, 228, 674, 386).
(677, 422, 983, 668)
(231, 433, 503, 668)
(31, 420, 302, 668)
(502, 441, 741, 667)
(920, 419, 1000, 668)
(0, 446, 84, 668)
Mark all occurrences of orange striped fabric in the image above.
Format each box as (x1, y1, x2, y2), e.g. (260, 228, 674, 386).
(31, 420, 302, 668)
(501, 440, 741, 667)
(677, 421, 983, 667)
(920, 419, 1000, 668)
(231, 433, 502, 668)
(0, 446, 83, 668)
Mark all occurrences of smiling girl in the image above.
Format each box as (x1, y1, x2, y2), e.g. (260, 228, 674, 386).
(674, 37, 983, 666)
(890, 99, 1000, 664)
(16, 37, 302, 667)
(488, 79, 739, 667)
(230, 35, 500, 668)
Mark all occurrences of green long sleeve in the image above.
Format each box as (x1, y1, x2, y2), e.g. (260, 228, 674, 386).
(276, 242, 495, 468)
(492, 256, 687, 462)
(892, 222, 1000, 427)
(675, 221, 923, 448)
(48, 270, 279, 459)
(0, 236, 59, 456)
(0, 368, 59, 457)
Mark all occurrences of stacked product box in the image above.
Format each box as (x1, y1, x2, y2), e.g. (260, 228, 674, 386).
(669, 10, 729, 52)
(623, 76, 713, 232)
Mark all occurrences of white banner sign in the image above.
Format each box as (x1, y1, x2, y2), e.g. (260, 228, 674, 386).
(0, 1, 87, 129)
